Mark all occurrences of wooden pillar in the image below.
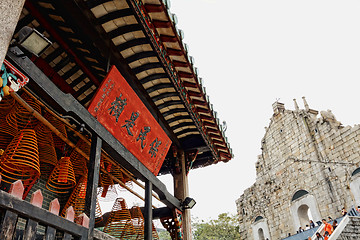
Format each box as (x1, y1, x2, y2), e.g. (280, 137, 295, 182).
(0, 0, 25, 66)
(85, 134, 102, 239)
(174, 151, 192, 240)
(144, 180, 153, 240)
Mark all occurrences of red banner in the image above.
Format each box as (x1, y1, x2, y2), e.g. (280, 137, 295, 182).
(88, 66, 171, 176)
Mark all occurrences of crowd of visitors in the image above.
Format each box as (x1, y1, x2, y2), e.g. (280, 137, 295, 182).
(290, 206, 360, 239)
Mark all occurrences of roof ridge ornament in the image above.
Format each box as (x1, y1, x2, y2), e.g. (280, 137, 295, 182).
(293, 98, 299, 112)
(302, 96, 310, 111)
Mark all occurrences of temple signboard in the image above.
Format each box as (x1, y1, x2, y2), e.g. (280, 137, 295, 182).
(88, 66, 171, 176)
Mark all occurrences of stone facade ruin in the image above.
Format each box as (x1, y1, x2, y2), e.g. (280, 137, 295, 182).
(236, 98, 360, 240)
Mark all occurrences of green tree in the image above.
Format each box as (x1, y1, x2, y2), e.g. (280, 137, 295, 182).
(157, 228, 172, 240)
(193, 213, 241, 240)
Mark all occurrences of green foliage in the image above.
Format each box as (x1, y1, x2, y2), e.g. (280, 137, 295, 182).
(193, 213, 241, 240)
(157, 228, 172, 240)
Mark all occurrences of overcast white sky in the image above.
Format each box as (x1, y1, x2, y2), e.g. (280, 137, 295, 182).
(157, 0, 360, 221)
(102, 0, 360, 222)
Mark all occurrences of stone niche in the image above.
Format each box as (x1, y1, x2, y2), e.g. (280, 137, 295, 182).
(252, 216, 271, 240)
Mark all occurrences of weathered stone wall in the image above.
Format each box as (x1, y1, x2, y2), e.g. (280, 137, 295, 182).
(0, 0, 26, 66)
(236, 99, 360, 240)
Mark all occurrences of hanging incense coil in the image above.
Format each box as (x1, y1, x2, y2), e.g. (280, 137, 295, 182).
(0, 96, 18, 150)
(152, 222, 160, 240)
(104, 198, 137, 239)
(44, 112, 67, 151)
(46, 156, 76, 194)
(69, 140, 89, 179)
(35, 123, 58, 178)
(0, 129, 40, 195)
(130, 206, 145, 239)
(110, 165, 133, 191)
(97, 185, 118, 202)
(0, 95, 15, 116)
(6, 93, 41, 130)
(98, 171, 118, 201)
(0, 122, 16, 150)
(129, 206, 159, 240)
(61, 175, 103, 223)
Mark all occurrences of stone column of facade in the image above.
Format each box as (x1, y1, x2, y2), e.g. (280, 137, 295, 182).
(0, 0, 26, 66)
(174, 150, 192, 240)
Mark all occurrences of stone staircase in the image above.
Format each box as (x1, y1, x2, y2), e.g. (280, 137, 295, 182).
(328, 216, 360, 240)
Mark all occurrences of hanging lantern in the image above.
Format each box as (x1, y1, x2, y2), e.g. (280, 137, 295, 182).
(46, 156, 76, 194)
(0, 129, 40, 198)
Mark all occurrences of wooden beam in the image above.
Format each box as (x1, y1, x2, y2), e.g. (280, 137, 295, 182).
(85, 135, 102, 239)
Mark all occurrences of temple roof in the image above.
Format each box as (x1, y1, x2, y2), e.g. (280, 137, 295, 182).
(15, 0, 233, 174)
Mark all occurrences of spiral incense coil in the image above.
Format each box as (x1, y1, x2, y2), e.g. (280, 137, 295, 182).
(0, 129, 40, 192)
(98, 171, 118, 201)
(97, 185, 118, 202)
(6, 93, 41, 130)
(46, 156, 76, 194)
(69, 140, 89, 179)
(130, 206, 144, 239)
(110, 165, 133, 191)
(35, 123, 58, 177)
(61, 175, 87, 217)
(0, 95, 15, 116)
(152, 222, 160, 240)
(0, 110, 17, 150)
(0, 131, 15, 151)
(129, 206, 159, 240)
(44, 112, 67, 151)
(61, 175, 103, 223)
(104, 198, 137, 239)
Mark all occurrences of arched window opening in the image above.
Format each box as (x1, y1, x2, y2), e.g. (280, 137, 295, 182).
(290, 192, 321, 233)
(350, 169, 360, 205)
(297, 204, 311, 227)
(255, 216, 264, 222)
(352, 167, 360, 177)
(258, 228, 265, 240)
(292, 190, 309, 202)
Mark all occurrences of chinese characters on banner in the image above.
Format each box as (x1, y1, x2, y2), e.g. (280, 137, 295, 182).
(88, 66, 172, 176)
